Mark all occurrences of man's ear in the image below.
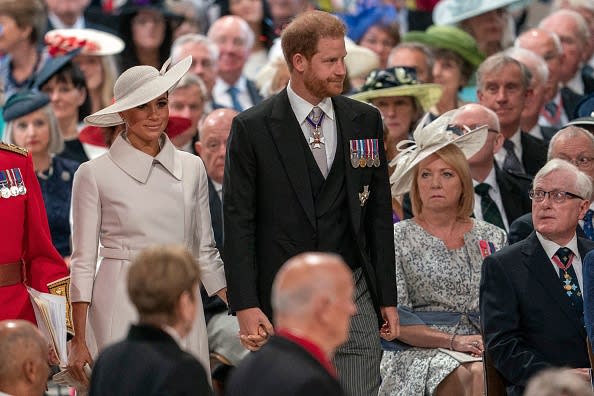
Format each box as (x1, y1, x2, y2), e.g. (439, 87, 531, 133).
(195, 141, 203, 156)
(293, 53, 306, 73)
(493, 133, 504, 155)
(22, 358, 40, 385)
(579, 199, 591, 220)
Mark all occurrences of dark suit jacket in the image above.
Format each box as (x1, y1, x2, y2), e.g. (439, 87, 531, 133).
(520, 132, 548, 177)
(539, 125, 557, 145)
(561, 86, 584, 121)
(508, 212, 587, 245)
(495, 166, 532, 225)
(226, 336, 344, 396)
(223, 89, 397, 319)
(202, 178, 226, 323)
(582, 65, 594, 96)
(207, 178, 223, 253)
(89, 324, 213, 396)
(480, 233, 594, 396)
(401, 165, 532, 226)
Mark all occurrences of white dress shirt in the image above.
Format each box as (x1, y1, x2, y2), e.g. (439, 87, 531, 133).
(211, 179, 223, 200)
(472, 167, 510, 231)
(286, 81, 337, 169)
(566, 71, 585, 96)
(212, 76, 254, 111)
(536, 232, 583, 289)
(539, 90, 569, 128)
(526, 124, 544, 141)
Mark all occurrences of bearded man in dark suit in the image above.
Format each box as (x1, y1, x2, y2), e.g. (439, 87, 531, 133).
(223, 10, 398, 396)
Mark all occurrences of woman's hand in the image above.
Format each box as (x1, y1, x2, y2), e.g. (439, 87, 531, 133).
(451, 334, 484, 357)
(67, 337, 93, 386)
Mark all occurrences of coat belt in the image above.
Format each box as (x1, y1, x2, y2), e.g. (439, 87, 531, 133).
(99, 247, 141, 261)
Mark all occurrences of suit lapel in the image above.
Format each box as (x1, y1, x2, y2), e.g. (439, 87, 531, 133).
(522, 234, 586, 334)
(495, 166, 521, 222)
(268, 90, 316, 228)
(333, 97, 363, 232)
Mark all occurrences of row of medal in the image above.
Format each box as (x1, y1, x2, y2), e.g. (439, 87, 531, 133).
(350, 139, 380, 168)
(0, 168, 27, 198)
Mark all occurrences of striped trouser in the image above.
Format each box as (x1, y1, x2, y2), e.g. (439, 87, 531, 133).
(332, 267, 382, 396)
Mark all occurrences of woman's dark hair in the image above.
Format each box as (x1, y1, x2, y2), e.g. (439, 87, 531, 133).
(41, 62, 92, 122)
(433, 48, 474, 90)
(118, 10, 175, 70)
(218, 0, 277, 50)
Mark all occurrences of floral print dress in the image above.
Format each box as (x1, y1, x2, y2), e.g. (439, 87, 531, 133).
(379, 219, 507, 396)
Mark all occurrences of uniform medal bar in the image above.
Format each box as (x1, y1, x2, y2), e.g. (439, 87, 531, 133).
(0, 171, 10, 199)
(6, 169, 19, 197)
(358, 140, 367, 167)
(350, 140, 359, 168)
(13, 168, 27, 195)
(372, 139, 380, 167)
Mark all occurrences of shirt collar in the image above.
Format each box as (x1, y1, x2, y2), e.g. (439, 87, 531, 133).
(509, 127, 522, 147)
(473, 167, 499, 194)
(161, 325, 187, 348)
(214, 76, 247, 95)
(536, 231, 579, 260)
(108, 133, 181, 183)
(276, 328, 337, 378)
(48, 12, 85, 29)
(287, 80, 335, 124)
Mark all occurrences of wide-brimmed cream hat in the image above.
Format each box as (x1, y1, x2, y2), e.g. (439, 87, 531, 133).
(389, 110, 488, 197)
(84, 56, 192, 127)
(45, 29, 125, 57)
(344, 37, 379, 80)
(350, 66, 442, 111)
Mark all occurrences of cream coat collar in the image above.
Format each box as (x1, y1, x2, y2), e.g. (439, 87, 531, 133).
(108, 133, 182, 183)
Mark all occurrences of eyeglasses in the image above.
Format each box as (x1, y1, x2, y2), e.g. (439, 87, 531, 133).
(557, 156, 594, 170)
(529, 189, 584, 203)
(446, 124, 499, 136)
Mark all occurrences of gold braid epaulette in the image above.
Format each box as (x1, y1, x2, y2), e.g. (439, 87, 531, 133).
(0, 142, 28, 156)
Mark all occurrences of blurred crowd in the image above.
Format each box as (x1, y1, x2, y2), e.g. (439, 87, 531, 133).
(2, 0, 594, 395)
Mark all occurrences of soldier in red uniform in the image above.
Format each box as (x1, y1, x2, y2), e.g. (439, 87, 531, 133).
(0, 139, 69, 323)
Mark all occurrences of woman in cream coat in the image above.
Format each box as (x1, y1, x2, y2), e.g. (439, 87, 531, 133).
(67, 56, 227, 385)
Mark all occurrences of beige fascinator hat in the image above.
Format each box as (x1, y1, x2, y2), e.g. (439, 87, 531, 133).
(389, 109, 488, 197)
(84, 56, 192, 127)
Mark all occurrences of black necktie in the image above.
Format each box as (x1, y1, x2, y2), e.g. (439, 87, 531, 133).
(474, 183, 505, 229)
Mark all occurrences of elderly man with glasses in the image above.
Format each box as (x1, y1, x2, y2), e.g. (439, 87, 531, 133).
(480, 158, 594, 396)
(449, 103, 532, 231)
(509, 126, 594, 243)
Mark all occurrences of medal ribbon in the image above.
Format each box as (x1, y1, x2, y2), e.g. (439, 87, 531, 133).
(357, 140, 364, 160)
(6, 169, 16, 187)
(365, 139, 371, 160)
(552, 252, 574, 272)
(14, 168, 23, 184)
(305, 112, 325, 130)
(0, 170, 7, 186)
(373, 139, 378, 161)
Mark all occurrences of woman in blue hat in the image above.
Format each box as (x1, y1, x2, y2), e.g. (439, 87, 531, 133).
(3, 90, 80, 259)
